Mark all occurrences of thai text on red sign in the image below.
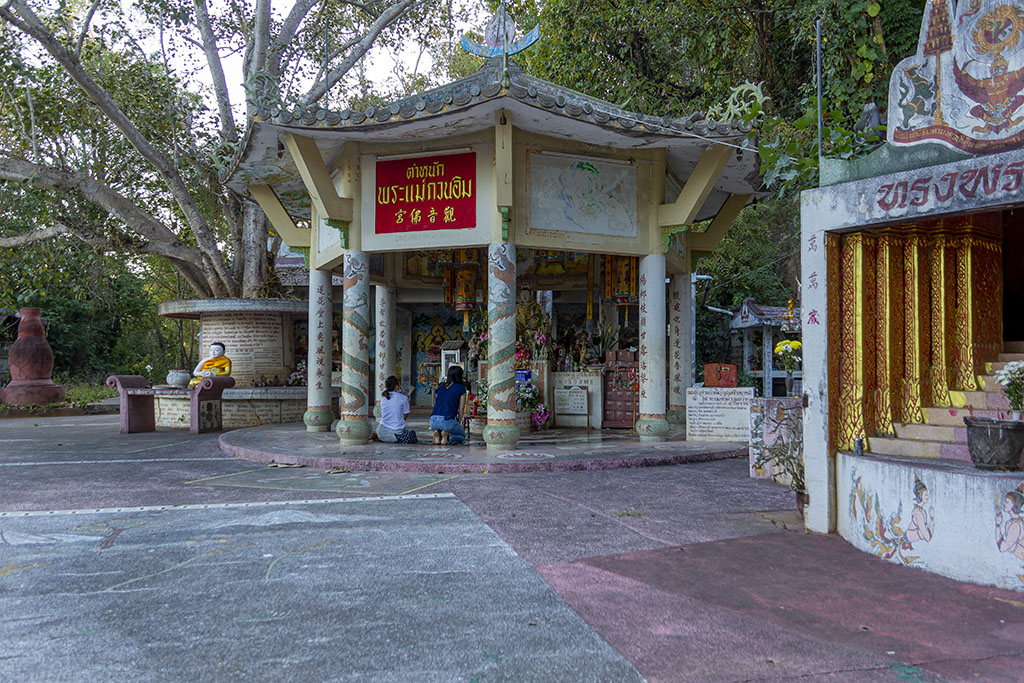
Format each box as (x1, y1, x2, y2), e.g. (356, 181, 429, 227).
(375, 152, 476, 233)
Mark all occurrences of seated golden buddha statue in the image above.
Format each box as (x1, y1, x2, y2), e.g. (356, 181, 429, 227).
(189, 342, 232, 388)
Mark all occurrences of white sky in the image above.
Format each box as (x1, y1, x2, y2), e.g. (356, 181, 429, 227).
(201, 2, 488, 120)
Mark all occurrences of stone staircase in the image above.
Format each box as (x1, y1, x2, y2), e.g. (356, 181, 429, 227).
(868, 342, 1023, 463)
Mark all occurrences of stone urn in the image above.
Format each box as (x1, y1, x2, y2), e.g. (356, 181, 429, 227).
(964, 416, 1024, 471)
(0, 308, 66, 405)
(165, 369, 191, 388)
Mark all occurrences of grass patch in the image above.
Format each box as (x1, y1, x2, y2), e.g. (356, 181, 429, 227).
(0, 382, 116, 411)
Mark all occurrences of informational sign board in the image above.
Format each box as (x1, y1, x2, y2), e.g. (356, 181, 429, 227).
(686, 387, 754, 441)
(550, 372, 601, 429)
(375, 152, 476, 234)
(554, 387, 589, 428)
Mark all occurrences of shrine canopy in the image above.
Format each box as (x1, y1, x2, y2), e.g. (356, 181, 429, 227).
(225, 54, 763, 273)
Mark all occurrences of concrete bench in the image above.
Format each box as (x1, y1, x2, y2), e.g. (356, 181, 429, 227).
(106, 375, 236, 434)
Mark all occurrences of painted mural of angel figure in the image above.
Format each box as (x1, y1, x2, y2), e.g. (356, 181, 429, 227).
(903, 477, 935, 546)
(995, 485, 1024, 562)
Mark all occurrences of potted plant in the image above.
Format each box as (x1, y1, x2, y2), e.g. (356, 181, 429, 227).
(774, 339, 802, 396)
(516, 382, 539, 431)
(531, 403, 553, 430)
(468, 379, 488, 435)
(995, 360, 1024, 420)
(964, 360, 1024, 470)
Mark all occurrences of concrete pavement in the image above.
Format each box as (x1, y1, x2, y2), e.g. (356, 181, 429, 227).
(2, 415, 1023, 681)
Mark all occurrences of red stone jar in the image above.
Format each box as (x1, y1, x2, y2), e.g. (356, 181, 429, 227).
(1, 308, 64, 405)
(8, 308, 54, 381)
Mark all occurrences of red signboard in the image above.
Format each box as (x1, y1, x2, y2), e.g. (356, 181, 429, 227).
(375, 152, 476, 234)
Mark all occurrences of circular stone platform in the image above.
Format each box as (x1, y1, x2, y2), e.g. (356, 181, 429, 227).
(219, 419, 747, 474)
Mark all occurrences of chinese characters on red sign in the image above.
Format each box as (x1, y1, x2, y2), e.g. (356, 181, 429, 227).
(375, 152, 476, 234)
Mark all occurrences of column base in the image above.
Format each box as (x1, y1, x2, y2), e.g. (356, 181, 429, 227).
(666, 407, 686, 426)
(337, 417, 372, 445)
(483, 423, 520, 451)
(303, 407, 334, 432)
(635, 416, 670, 442)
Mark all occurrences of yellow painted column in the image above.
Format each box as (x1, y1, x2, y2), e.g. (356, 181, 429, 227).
(954, 233, 981, 391)
(836, 233, 876, 450)
(873, 233, 904, 435)
(826, 233, 842, 453)
(929, 236, 956, 406)
(901, 232, 932, 423)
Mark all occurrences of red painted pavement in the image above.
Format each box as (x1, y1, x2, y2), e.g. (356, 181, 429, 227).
(539, 530, 1024, 681)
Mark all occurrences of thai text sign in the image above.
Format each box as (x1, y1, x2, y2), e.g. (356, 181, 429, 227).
(375, 152, 476, 234)
(554, 387, 588, 416)
(801, 147, 1024, 232)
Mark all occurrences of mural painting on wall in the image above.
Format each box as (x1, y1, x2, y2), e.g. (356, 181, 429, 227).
(849, 471, 936, 565)
(412, 308, 462, 397)
(526, 151, 637, 238)
(516, 249, 591, 283)
(995, 483, 1024, 583)
(375, 152, 476, 234)
(890, 0, 1024, 154)
(749, 400, 803, 488)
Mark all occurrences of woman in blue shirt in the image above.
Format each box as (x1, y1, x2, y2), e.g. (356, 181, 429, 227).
(430, 365, 468, 445)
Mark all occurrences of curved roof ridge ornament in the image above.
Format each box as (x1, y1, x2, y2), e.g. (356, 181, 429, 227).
(460, 1, 540, 84)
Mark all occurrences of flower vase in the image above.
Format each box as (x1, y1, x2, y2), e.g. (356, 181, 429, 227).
(785, 371, 794, 397)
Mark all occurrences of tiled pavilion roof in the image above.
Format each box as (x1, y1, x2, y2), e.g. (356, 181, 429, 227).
(225, 57, 762, 221)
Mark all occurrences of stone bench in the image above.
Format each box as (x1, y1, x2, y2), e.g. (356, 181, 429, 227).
(106, 375, 235, 434)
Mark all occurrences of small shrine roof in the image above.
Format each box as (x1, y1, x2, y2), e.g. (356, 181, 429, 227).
(731, 298, 800, 330)
(225, 57, 762, 221)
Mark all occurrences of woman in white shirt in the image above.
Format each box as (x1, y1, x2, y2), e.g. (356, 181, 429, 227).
(376, 375, 417, 443)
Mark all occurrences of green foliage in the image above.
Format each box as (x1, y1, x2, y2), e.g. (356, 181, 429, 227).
(692, 199, 800, 376)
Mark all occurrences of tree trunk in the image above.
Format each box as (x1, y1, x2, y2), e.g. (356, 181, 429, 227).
(240, 199, 269, 298)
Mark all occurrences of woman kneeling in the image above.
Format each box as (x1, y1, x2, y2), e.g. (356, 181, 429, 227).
(376, 376, 417, 444)
(430, 365, 467, 445)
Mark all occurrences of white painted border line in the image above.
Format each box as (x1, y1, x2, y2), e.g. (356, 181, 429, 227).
(0, 492, 457, 517)
(0, 457, 238, 467)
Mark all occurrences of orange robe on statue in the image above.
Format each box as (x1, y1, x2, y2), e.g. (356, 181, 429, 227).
(188, 356, 232, 387)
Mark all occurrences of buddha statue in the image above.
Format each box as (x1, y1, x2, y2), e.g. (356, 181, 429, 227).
(189, 342, 232, 388)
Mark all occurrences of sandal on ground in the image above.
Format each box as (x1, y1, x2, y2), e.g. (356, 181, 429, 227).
(433, 431, 441, 445)
(441, 431, 450, 445)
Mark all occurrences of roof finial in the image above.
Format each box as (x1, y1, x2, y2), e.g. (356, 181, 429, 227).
(460, 1, 540, 82)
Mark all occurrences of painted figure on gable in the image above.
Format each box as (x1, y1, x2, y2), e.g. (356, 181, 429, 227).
(189, 342, 231, 388)
(904, 476, 936, 546)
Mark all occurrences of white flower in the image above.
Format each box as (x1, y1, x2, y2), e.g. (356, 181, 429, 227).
(994, 360, 1024, 388)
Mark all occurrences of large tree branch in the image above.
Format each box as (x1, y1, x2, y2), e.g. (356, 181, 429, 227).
(0, 224, 68, 247)
(250, 0, 269, 77)
(0, 156, 207, 268)
(301, 0, 419, 106)
(63, 222, 215, 297)
(0, 0, 237, 296)
(266, 0, 320, 79)
(193, 0, 238, 142)
(74, 0, 101, 57)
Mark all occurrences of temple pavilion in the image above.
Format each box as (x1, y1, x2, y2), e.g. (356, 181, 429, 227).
(225, 14, 761, 450)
